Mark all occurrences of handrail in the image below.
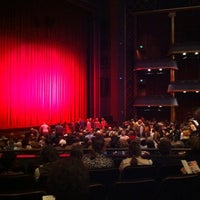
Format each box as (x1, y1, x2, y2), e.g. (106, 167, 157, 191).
(0, 147, 191, 155)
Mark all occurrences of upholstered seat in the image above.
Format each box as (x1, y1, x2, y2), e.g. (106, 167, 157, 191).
(0, 174, 36, 193)
(88, 167, 120, 184)
(120, 165, 157, 180)
(112, 179, 158, 200)
(89, 183, 107, 200)
(0, 190, 47, 200)
(156, 164, 182, 181)
(158, 174, 200, 200)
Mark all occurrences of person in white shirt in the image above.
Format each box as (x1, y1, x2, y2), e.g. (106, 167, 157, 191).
(119, 140, 153, 172)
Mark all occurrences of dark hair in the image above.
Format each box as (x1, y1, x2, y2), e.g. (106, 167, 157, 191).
(40, 145, 59, 163)
(129, 141, 141, 157)
(70, 145, 84, 159)
(128, 141, 141, 166)
(146, 138, 155, 148)
(158, 138, 172, 156)
(92, 136, 105, 153)
(190, 135, 200, 152)
(47, 158, 89, 200)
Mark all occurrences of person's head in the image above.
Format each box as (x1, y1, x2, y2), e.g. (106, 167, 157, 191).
(70, 145, 84, 159)
(128, 140, 141, 157)
(146, 138, 155, 148)
(47, 158, 89, 200)
(140, 138, 147, 147)
(128, 140, 142, 166)
(189, 135, 200, 153)
(91, 136, 105, 153)
(40, 145, 59, 163)
(158, 138, 172, 156)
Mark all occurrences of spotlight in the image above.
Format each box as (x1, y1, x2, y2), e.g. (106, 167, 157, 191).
(139, 44, 143, 49)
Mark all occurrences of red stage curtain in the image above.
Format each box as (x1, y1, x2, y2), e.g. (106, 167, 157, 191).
(0, 1, 88, 129)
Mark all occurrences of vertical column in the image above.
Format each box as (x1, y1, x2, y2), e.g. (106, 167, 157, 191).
(109, 0, 120, 123)
(88, 14, 101, 118)
(118, 0, 127, 123)
(168, 12, 176, 122)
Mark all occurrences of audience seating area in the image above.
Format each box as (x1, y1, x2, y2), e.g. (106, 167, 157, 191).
(0, 147, 199, 200)
(0, 164, 200, 200)
(0, 146, 190, 169)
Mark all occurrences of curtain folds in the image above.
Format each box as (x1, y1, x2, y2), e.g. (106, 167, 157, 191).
(0, 1, 88, 129)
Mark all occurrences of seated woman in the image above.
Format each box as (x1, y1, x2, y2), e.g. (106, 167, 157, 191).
(82, 135, 114, 169)
(119, 140, 153, 171)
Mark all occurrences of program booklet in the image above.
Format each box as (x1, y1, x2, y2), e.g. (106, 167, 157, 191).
(42, 195, 55, 200)
(181, 160, 200, 174)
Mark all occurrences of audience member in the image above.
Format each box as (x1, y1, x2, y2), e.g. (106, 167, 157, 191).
(46, 158, 89, 200)
(109, 131, 120, 148)
(0, 136, 7, 150)
(5, 132, 15, 150)
(82, 135, 114, 169)
(119, 140, 153, 171)
(186, 135, 200, 163)
(58, 136, 67, 147)
(39, 122, 50, 137)
(157, 138, 172, 156)
(153, 138, 182, 166)
(55, 122, 64, 141)
(128, 129, 137, 141)
(101, 117, 108, 129)
(152, 124, 161, 145)
(189, 121, 198, 137)
(34, 145, 60, 181)
(146, 137, 156, 148)
(136, 119, 146, 138)
(94, 117, 101, 130)
(70, 144, 84, 160)
(30, 127, 40, 141)
(38, 135, 47, 147)
(181, 135, 200, 175)
(119, 130, 130, 147)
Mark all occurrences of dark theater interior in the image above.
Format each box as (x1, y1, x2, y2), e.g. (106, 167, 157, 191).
(0, 0, 200, 200)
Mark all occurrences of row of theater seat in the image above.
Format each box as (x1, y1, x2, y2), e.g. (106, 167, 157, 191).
(88, 164, 183, 184)
(0, 190, 47, 200)
(89, 173, 200, 200)
(0, 175, 199, 200)
(0, 165, 200, 200)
